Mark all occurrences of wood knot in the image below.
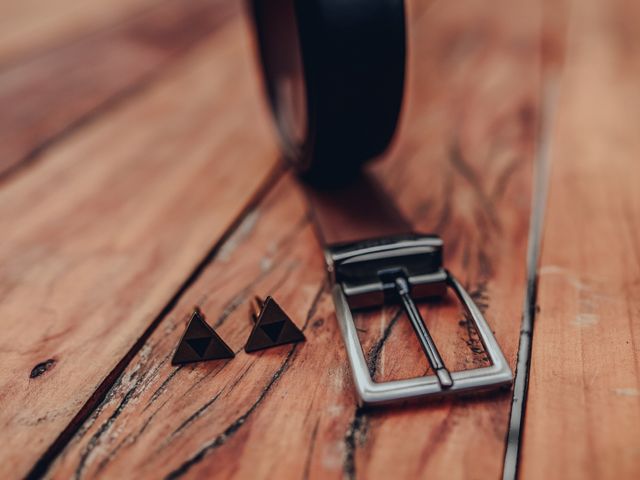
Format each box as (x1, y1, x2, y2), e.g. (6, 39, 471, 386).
(30, 359, 56, 378)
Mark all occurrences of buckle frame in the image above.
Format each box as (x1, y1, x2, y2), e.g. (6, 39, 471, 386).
(327, 234, 512, 406)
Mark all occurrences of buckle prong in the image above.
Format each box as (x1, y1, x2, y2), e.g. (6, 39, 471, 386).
(393, 275, 453, 388)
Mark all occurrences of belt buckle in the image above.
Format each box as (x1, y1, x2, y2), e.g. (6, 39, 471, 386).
(326, 234, 512, 406)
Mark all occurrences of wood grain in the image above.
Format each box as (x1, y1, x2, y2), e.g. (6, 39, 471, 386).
(520, 0, 640, 477)
(41, 0, 544, 478)
(0, 15, 279, 479)
(0, 0, 158, 66)
(0, 0, 238, 180)
(47, 174, 332, 479)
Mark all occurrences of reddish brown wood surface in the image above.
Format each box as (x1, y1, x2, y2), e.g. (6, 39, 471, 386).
(40, 0, 542, 478)
(0, 12, 279, 479)
(0, 0, 237, 179)
(0, 0, 157, 66)
(520, 0, 640, 478)
(2, 0, 637, 478)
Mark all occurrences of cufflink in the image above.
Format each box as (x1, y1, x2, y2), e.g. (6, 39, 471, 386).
(244, 296, 305, 352)
(171, 307, 234, 365)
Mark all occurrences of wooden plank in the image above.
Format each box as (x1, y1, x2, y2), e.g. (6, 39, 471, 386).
(0, 0, 238, 180)
(0, 15, 279, 479)
(520, 0, 640, 478)
(342, 0, 542, 476)
(501, 0, 570, 475)
(43, 0, 543, 478)
(0, 0, 159, 66)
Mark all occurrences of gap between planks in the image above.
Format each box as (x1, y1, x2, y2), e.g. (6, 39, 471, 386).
(503, 0, 571, 474)
(502, 76, 560, 480)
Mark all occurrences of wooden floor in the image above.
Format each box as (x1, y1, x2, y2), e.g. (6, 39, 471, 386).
(0, 0, 638, 479)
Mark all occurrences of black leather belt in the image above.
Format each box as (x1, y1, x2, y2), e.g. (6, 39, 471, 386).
(249, 0, 512, 405)
(249, 0, 405, 182)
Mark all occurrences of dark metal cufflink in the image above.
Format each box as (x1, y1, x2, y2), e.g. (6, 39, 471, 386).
(171, 307, 235, 365)
(244, 296, 305, 352)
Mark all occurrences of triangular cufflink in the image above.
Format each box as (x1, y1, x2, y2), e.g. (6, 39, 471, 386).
(244, 296, 305, 353)
(171, 307, 235, 365)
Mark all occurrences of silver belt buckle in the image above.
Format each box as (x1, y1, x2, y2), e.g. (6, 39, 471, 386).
(326, 234, 512, 406)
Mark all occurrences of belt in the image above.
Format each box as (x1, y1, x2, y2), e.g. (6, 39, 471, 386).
(249, 0, 511, 405)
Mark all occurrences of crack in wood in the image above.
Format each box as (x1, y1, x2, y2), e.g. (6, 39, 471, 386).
(94, 408, 159, 476)
(73, 372, 128, 440)
(144, 366, 182, 412)
(169, 391, 223, 439)
(449, 138, 502, 232)
(343, 407, 367, 480)
(342, 307, 403, 479)
(74, 385, 139, 480)
(161, 357, 257, 449)
(460, 282, 491, 365)
(367, 308, 404, 380)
